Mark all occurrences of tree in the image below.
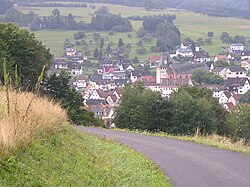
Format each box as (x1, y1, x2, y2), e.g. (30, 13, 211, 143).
(41, 72, 97, 126)
(132, 56, 139, 64)
(0, 23, 52, 88)
(156, 23, 181, 51)
(240, 91, 250, 104)
(215, 60, 229, 67)
(118, 38, 124, 48)
(73, 31, 85, 40)
(95, 6, 109, 15)
(93, 48, 99, 59)
(100, 37, 105, 48)
(171, 86, 227, 135)
(30, 16, 41, 31)
(227, 104, 250, 141)
(208, 32, 214, 37)
(137, 27, 147, 38)
(192, 69, 223, 85)
(114, 83, 173, 132)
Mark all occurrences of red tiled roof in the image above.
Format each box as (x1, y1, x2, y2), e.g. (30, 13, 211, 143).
(225, 102, 235, 110)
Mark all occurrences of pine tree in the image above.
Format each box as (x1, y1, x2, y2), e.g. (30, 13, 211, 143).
(118, 38, 124, 48)
(94, 48, 99, 59)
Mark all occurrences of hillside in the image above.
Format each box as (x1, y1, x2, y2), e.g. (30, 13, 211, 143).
(43, 0, 250, 19)
(0, 90, 170, 186)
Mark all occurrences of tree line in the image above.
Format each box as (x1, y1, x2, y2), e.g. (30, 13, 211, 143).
(17, 2, 88, 7)
(4, 7, 133, 32)
(115, 83, 250, 141)
(220, 32, 247, 45)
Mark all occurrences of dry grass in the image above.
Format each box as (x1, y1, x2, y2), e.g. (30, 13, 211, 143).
(0, 90, 68, 156)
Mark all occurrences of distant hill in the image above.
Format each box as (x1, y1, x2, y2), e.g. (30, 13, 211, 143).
(42, 0, 250, 19)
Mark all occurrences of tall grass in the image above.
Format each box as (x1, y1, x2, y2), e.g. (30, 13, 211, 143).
(0, 91, 68, 156)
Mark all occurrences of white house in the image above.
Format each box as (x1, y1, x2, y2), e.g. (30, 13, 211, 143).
(176, 48, 193, 57)
(70, 64, 83, 76)
(224, 77, 250, 94)
(225, 66, 247, 78)
(212, 67, 227, 78)
(219, 91, 232, 104)
(66, 48, 77, 56)
(241, 60, 250, 71)
(229, 43, 245, 53)
(241, 51, 250, 60)
(193, 51, 210, 63)
(54, 58, 68, 69)
(73, 76, 87, 90)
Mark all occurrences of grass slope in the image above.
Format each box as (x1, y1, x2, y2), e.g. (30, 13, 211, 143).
(0, 127, 171, 186)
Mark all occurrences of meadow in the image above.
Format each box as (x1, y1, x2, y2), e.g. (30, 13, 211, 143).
(17, 2, 250, 60)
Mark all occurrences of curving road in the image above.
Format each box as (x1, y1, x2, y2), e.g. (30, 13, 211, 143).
(78, 127, 250, 187)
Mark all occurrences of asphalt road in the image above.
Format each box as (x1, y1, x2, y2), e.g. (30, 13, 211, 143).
(78, 127, 250, 187)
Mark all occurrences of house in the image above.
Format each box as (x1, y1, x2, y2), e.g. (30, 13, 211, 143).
(66, 48, 77, 57)
(228, 94, 243, 106)
(219, 91, 232, 104)
(193, 51, 210, 63)
(224, 77, 250, 94)
(88, 74, 102, 83)
(68, 56, 84, 64)
(229, 43, 245, 53)
(148, 55, 170, 67)
(241, 51, 250, 60)
(130, 70, 151, 83)
(99, 60, 113, 67)
(176, 48, 193, 58)
(114, 79, 130, 87)
(214, 55, 229, 63)
(54, 58, 68, 69)
(156, 63, 209, 84)
(106, 95, 119, 107)
(224, 102, 235, 111)
(102, 66, 116, 74)
(203, 84, 225, 98)
(181, 42, 192, 49)
(85, 99, 108, 118)
(212, 67, 227, 78)
(113, 71, 126, 80)
(73, 75, 87, 90)
(225, 66, 247, 78)
(241, 60, 250, 71)
(89, 89, 114, 100)
(119, 64, 134, 72)
(69, 64, 82, 76)
(146, 78, 193, 98)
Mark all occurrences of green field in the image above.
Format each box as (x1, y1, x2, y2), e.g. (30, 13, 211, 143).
(17, 2, 250, 59)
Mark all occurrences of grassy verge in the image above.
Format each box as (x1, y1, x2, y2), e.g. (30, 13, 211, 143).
(0, 126, 171, 186)
(114, 129, 250, 156)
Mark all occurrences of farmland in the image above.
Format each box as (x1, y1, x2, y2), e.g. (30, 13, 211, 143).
(17, 2, 250, 59)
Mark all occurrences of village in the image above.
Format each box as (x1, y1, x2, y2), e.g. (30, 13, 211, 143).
(50, 42, 250, 124)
